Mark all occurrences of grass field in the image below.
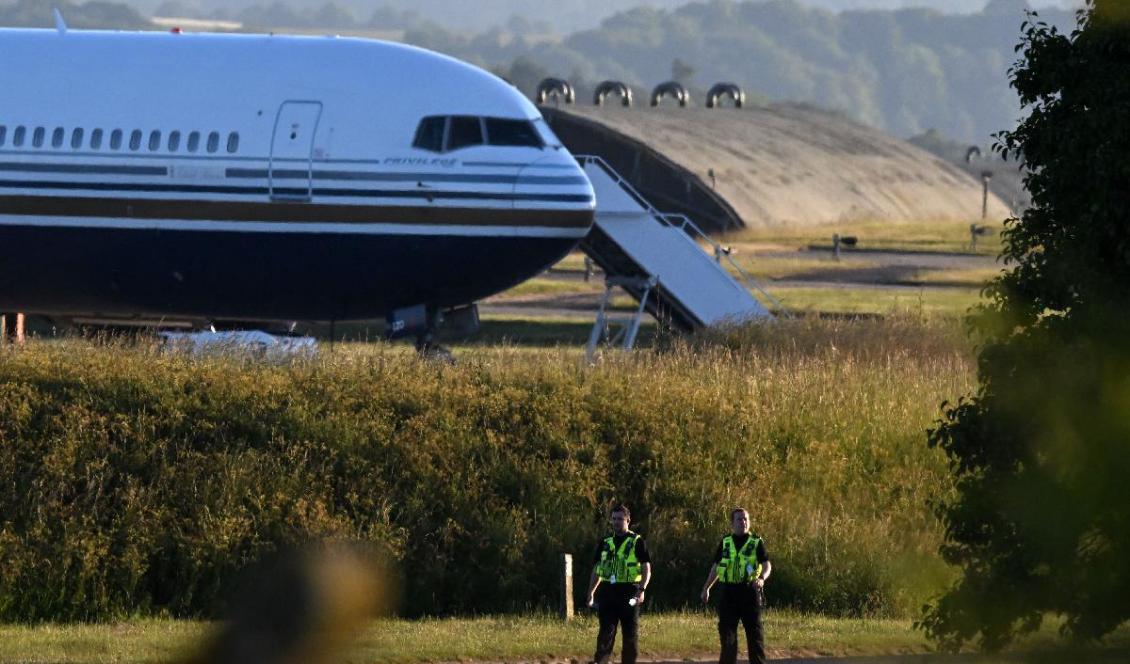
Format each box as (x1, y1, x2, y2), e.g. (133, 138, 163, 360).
(2, 612, 1127, 663)
(507, 216, 1000, 323)
(500, 278, 605, 298)
(722, 219, 1006, 256)
(726, 254, 882, 281)
(904, 267, 1002, 288)
(767, 286, 983, 316)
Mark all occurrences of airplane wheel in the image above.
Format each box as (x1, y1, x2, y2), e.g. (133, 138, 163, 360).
(416, 341, 455, 364)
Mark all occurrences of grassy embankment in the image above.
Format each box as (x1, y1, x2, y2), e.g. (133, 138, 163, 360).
(0, 318, 968, 620)
(2, 319, 1126, 660)
(13, 317, 1092, 661)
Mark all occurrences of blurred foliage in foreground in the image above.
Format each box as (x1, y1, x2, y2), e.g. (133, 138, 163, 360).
(0, 317, 968, 621)
(921, 0, 1130, 651)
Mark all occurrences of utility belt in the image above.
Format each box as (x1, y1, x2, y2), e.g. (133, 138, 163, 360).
(718, 582, 764, 607)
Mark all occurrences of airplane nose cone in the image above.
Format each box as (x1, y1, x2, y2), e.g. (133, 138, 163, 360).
(513, 152, 595, 231)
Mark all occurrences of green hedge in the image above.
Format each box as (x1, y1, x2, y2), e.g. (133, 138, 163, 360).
(0, 330, 967, 620)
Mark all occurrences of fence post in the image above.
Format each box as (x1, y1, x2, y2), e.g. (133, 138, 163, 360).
(560, 553, 574, 621)
(0, 313, 23, 345)
(981, 170, 993, 220)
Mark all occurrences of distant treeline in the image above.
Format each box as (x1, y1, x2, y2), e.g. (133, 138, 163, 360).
(159, 0, 688, 34)
(434, 0, 1078, 143)
(0, 320, 966, 621)
(0, 0, 150, 29)
(153, 0, 435, 31)
(0, 0, 1077, 143)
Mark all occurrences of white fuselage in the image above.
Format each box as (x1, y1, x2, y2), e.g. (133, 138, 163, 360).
(0, 28, 594, 322)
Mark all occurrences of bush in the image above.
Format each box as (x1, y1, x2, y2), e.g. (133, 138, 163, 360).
(0, 325, 967, 620)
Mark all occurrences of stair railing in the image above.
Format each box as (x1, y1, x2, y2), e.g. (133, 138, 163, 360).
(658, 212, 786, 315)
(577, 154, 784, 315)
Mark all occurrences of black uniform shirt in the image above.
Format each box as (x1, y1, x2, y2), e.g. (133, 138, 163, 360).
(712, 533, 770, 575)
(592, 533, 651, 585)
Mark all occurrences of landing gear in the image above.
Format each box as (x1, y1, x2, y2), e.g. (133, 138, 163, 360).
(414, 316, 454, 363)
(416, 336, 455, 363)
(386, 303, 455, 362)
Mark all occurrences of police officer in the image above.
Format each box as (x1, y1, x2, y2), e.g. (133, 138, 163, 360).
(700, 508, 771, 664)
(585, 504, 652, 664)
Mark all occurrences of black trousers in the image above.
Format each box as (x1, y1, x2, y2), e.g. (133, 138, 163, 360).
(593, 584, 640, 664)
(717, 583, 765, 664)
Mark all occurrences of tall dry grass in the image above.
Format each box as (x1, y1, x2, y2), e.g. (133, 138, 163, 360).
(0, 318, 972, 620)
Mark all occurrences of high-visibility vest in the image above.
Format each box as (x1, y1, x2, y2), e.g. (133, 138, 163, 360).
(596, 532, 643, 583)
(716, 534, 763, 584)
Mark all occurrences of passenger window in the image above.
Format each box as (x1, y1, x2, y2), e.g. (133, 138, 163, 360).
(446, 116, 483, 151)
(187, 131, 200, 153)
(91, 129, 103, 150)
(51, 127, 64, 148)
(110, 129, 123, 150)
(129, 130, 142, 151)
(206, 131, 219, 153)
(148, 130, 161, 151)
(485, 118, 543, 148)
(168, 131, 180, 152)
(226, 132, 239, 153)
(13, 126, 25, 147)
(412, 116, 446, 152)
(0, 125, 6, 147)
(32, 127, 45, 148)
(71, 128, 84, 150)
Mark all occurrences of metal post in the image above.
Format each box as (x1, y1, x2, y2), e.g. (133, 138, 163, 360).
(623, 281, 653, 351)
(560, 553, 574, 621)
(981, 171, 992, 220)
(970, 223, 978, 252)
(832, 233, 841, 261)
(584, 256, 594, 283)
(585, 283, 614, 363)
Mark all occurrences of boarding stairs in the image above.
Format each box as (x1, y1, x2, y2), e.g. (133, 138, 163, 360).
(577, 156, 777, 355)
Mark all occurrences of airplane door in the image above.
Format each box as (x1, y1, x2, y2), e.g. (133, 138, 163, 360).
(269, 101, 323, 201)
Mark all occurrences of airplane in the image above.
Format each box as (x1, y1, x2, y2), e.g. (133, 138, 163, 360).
(0, 24, 595, 347)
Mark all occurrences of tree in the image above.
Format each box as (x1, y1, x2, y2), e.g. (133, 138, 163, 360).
(0, 0, 151, 29)
(670, 57, 695, 84)
(503, 56, 550, 99)
(920, 0, 1130, 652)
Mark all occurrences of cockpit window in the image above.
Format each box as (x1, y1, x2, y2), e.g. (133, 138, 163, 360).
(413, 116, 549, 153)
(446, 116, 483, 151)
(532, 118, 562, 149)
(485, 118, 543, 148)
(413, 116, 446, 153)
